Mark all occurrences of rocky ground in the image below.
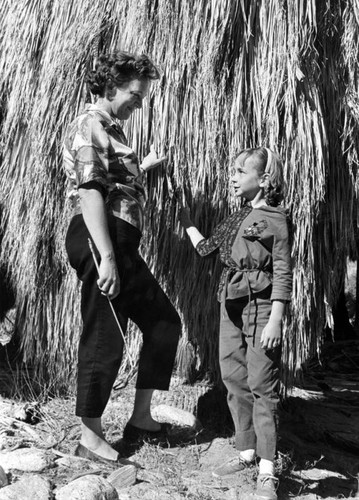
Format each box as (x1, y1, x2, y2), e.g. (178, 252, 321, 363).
(0, 348, 359, 500)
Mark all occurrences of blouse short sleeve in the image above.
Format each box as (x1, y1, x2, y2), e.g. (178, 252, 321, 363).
(63, 113, 110, 191)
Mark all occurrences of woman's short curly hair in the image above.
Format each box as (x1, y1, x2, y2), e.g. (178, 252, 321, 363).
(86, 51, 160, 97)
(236, 147, 286, 206)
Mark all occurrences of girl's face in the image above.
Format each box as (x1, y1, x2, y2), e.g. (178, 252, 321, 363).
(231, 154, 265, 201)
(109, 78, 150, 120)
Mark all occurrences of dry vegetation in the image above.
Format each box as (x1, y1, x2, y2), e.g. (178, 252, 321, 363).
(0, 2, 359, 497)
(0, 0, 358, 396)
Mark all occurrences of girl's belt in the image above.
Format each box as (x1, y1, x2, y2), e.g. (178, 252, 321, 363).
(220, 267, 272, 335)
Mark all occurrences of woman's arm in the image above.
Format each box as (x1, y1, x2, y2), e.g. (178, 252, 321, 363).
(79, 187, 120, 300)
(140, 144, 166, 173)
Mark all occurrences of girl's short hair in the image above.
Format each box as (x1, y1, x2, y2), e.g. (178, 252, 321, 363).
(237, 147, 286, 206)
(86, 51, 160, 97)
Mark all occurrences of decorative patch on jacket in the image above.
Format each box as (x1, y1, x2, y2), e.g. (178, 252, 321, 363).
(243, 220, 268, 239)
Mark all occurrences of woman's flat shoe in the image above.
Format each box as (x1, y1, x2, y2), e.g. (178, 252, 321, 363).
(74, 443, 134, 466)
(123, 422, 171, 443)
(74, 443, 119, 463)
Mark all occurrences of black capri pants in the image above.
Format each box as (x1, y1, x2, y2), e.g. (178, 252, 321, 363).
(65, 214, 181, 418)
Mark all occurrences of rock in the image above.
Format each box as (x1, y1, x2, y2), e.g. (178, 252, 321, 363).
(55, 475, 118, 500)
(56, 455, 101, 471)
(107, 464, 137, 491)
(291, 467, 347, 481)
(0, 308, 16, 347)
(198, 438, 237, 474)
(0, 466, 8, 488)
(0, 448, 54, 473)
(118, 483, 183, 500)
(0, 437, 5, 452)
(12, 402, 41, 424)
(0, 475, 52, 500)
(151, 404, 202, 430)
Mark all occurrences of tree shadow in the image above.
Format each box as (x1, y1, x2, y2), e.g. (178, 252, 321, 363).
(278, 392, 359, 476)
(196, 385, 233, 440)
(278, 474, 358, 499)
(111, 384, 233, 455)
(278, 384, 359, 498)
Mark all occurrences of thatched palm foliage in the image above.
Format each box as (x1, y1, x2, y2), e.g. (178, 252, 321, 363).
(0, 0, 358, 393)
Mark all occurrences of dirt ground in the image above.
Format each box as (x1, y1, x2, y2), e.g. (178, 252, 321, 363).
(1, 349, 359, 500)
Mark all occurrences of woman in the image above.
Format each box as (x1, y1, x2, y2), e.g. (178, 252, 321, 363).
(64, 51, 181, 463)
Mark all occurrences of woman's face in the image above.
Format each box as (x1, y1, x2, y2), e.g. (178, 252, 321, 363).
(231, 154, 264, 201)
(110, 78, 150, 120)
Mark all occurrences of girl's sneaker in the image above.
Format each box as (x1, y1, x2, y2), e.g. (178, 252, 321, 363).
(212, 456, 254, 477)
(255, 474, 279, 500)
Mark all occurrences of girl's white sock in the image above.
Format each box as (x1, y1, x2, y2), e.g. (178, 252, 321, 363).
(239, 449, 256, 462)
(259, 458, 275, 475)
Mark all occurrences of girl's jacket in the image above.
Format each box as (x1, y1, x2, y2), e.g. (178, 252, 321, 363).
(195, 204, 292, 303)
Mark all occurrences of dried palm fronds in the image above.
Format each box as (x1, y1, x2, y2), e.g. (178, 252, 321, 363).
(0, 0, 358, 394)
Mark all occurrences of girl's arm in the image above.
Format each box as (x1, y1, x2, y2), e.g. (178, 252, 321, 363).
(260, 299, 286, 349)
(261, 216, 292, 349)
(180, 207, 228, 256)
(180, 207, 205, 248)
(79, 187, 120, 300)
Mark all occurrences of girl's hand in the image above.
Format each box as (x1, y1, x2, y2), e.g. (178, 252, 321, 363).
(260, 320, 282, 350)
(141, 144, 167, 172)
(179, 206, 193, 228)
(97, 255, 121, 300)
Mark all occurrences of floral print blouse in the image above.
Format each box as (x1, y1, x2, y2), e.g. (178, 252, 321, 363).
(63, 104, 145, 231)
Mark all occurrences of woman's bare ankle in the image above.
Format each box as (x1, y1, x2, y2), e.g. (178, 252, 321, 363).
(128, 413, 161, 431)
(81, 417, 104, 438)
(80, 419, 117, 460)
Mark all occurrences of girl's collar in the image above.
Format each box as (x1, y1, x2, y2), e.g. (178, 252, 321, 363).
(250, 200, 267, 209)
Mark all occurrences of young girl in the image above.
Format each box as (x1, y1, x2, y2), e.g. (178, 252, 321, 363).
(180, 147, 292, 500)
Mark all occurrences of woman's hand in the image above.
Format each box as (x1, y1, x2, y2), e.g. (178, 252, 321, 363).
(140, 144, 167, 172)
(97, 254, 121, 300)
(260, 319, 282, 350)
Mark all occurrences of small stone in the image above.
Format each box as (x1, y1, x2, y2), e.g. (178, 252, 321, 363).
(291, 468, 347, 481)
(0, 475, 52, 500)
(55, 475, 118, 500)
(56, 455, 100, 471)
(0, 466, 8, 488)
(107, 464, 137, 490)
(0, 448, 54, 473)
(122, 483, 183, 500)
(13, 402, 41, 424)
(0, 437, 5, 451)
(152, 404, 202, 430)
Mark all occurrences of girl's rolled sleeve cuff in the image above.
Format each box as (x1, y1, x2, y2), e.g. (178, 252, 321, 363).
(270, 282, 292, 302)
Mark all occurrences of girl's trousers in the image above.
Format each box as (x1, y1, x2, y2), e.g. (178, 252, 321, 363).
(219, 288, 280, 461)
(66, 214, 181, 418)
